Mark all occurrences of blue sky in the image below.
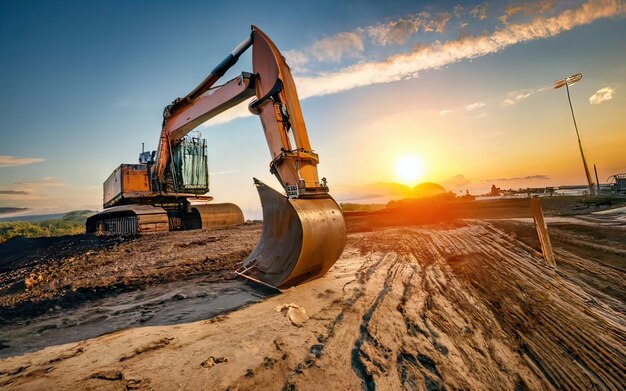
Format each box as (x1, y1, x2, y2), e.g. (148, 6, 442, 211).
(1, 0, 625, 217)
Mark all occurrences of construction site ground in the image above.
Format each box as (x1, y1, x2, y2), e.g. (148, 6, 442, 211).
(0, 198, 624, 390)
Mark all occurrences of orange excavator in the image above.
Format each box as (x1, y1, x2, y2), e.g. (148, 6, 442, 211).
(86, 26, 346, 288)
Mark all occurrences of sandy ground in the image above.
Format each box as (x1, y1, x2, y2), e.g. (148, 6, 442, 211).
(0, 209, 624, 390)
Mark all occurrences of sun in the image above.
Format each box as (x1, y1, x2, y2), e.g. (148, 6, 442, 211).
(394, 155, 425, 186)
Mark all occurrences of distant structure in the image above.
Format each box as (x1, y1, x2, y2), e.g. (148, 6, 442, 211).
(609, 173, 626, 193)
(488, 185, 501, 197)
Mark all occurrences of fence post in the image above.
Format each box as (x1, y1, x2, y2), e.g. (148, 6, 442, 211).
(530, 197, 555, 267)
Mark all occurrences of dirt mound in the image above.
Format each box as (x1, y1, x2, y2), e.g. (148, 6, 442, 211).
(0, 224, 261, 324)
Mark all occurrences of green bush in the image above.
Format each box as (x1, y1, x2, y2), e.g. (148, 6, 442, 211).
(0, 210, 94, 242)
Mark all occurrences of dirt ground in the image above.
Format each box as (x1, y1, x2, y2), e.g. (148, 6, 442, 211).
(0, 200, 624, 390)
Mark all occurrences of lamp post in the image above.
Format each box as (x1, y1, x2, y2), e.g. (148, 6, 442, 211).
(553, 73, 595, 196)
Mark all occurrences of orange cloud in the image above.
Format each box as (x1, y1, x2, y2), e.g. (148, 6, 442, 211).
(0, 155, 45, 167)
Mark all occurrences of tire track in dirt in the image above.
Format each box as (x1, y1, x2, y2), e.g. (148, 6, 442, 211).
(338, 222, 625, 390)
(351, 257, 402, 390)
(1, 221, 623, 390)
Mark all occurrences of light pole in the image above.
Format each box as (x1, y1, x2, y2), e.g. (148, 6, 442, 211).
(553, 73, 596, 196)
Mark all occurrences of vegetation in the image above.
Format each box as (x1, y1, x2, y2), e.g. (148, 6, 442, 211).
(0, 210, 95, 243)
(340, 203, 386, 213)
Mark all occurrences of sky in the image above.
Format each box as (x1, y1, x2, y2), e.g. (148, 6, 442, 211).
(1, 0, 625, 218)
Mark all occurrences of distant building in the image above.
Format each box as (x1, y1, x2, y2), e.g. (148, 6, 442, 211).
(488, 185, 501, 197)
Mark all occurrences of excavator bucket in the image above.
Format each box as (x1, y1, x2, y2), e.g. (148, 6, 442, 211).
(236, 179, 346, 289)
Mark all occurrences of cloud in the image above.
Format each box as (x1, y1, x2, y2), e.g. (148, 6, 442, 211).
(7, 177, 66, 200)
(501, 0, 559, 24)
(295, 0, 623, 99)
(366, 12, 452, 46)
(501, 88, 538, 105)
(470, 2, 489, 20)
(465, 102, 486, 111)
(209, 169, 240, 176)
(0, 207, 29, 215)
(0, 156, 45, 167)
(311, 31, 365, 62)
(13, 177, 65, 187)
(488, 175, 550, 181)
(439, 101, 486, 116)
(284, 31, 364, 69)
(368, 19, 420, 46)
(588, 86, 615, 104)
(288, 11, 453, 70)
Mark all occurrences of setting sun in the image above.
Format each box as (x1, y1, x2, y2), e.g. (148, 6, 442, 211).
(395, 155, 425, 186)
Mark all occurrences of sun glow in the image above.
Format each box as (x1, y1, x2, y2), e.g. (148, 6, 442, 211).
(395, 155, 425, 186)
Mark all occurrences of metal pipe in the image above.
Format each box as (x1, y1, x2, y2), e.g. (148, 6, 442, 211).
(565, 82, 595, 196)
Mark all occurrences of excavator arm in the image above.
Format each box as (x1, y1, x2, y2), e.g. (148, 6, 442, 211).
(153, 25, 346, 289)
(154, 26, 328, 198)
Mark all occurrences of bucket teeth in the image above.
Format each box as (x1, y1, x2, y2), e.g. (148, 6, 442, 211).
(237, 179, 346, 289)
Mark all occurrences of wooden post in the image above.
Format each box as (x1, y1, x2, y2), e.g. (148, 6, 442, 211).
(530, 197, 555, 267)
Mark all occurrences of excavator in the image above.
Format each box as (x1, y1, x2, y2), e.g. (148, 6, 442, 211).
(86, 26, 346, 289)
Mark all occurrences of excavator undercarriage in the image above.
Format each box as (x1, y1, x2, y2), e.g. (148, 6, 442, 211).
(88, 25, 346, 288)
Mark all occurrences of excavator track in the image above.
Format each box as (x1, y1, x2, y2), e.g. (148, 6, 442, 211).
(86, 203, 244, 235)
(236, 179, 346, 289)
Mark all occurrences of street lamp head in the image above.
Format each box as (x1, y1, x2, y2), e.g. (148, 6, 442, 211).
(553, 73, 583, 89)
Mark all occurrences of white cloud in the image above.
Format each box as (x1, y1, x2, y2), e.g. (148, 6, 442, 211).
(0, 155, 45, 167)
(284, 31, 365, 70)
(439, 101, 487, 117)
(289, 11, 453, 70)
(501, 88, 539, 105)
(588, 86, 615, 104)
(465, 102, 486, 111)
(311, 31, 365, 63)
(283, 49, 310, 73)
(295, 0, 623, 99)
(209, 169, 240, 176)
